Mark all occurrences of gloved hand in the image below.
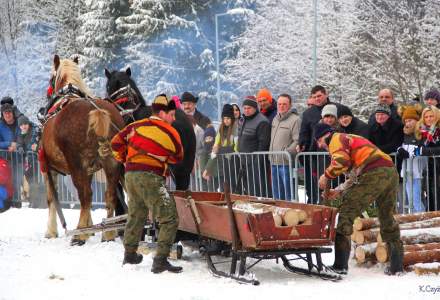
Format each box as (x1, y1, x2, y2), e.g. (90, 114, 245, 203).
(412, 146, 425, 157)
(396, 147, 409, 159)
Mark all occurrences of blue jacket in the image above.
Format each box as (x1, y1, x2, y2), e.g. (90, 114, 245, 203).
(0, 122, 13, 150)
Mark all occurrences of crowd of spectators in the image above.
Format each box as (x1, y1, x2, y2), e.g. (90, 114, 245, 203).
(183, 86, 440, 213)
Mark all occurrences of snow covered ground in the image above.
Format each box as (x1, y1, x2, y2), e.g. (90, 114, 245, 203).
(1, 207, 439, 300)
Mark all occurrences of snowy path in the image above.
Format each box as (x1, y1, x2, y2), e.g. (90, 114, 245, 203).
(0, 208, 437, 300)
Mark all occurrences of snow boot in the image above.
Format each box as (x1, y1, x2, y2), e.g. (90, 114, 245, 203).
(384, 240, 404, 275)
(330, 233, 351, 275)
(123, 251, 143, 265)
(151, 256, 183, 274)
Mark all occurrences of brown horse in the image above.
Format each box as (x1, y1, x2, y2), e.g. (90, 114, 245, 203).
(41, 55, 125, 245)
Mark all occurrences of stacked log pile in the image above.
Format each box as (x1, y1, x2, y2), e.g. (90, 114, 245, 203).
(352, 211, 440, 274)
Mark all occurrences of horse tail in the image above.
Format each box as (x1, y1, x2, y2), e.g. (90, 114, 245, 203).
(88, 109, 111, 138)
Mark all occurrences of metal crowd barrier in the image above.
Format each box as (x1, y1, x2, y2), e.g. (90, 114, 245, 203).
(3, 148, 439, 214)
(190, 151, 295, 201)
(0, 149, 107, 209)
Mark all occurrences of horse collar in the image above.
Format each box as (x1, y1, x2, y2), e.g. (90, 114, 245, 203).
(56, 83, 85, 98)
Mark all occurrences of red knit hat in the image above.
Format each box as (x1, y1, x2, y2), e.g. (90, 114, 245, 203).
(256, 88, 273, 103)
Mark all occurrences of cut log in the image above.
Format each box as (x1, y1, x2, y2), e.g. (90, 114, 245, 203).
(353, 217, 378, 231)
(352, 228, 380, 244)
(404, 250, 440, 267)
(232, 201, 306, 227)
(355, 243, 378, 264)
(282, 209, 300, 226)
(413, 264, 440, 275)
(353, 211, 440, 231)
(399, 227, 440, 245)
(399, 217, 440, 230)
(376, 242, 440, 263)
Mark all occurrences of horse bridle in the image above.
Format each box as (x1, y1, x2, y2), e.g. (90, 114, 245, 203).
(108, 85, 140, 119)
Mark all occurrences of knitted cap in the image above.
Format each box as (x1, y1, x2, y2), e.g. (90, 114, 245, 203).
(221, 104, 234, 119)
(181, 91, 198, 103)
(152, 94, 176, 112)
(424, 89, 440, 103)
(242, 95, 258, 109)
(314, 123, 335, 141)
(402, 106, 420, 122)
(337, 104, 353, 118)
(18, 115, 30, 126)
(375, 103, 391, 115)
(321, 104, 337, 118)
(256, 88, 273, 103)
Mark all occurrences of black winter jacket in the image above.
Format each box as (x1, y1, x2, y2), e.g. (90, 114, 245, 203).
(341, 117, 369, 138)
(368, 117, 404, 154)
(237, 112, 271, 153)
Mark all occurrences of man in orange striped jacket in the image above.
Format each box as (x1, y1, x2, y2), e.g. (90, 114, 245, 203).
(314, 123, 403, 276)
(111, 94, 184, 273)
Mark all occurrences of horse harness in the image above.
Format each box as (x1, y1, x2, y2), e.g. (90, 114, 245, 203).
(108, 85, 140, 123)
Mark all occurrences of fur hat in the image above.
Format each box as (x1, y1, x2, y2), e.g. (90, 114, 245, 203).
(256, 88, 273, 103)
(424, 89, 440, 104)
(152, 94, 176, 112)
(1, 103, 14, 114)
(375, 103, 391, 115)
(18, 115, 30, 126)
(337, 104, 353, 118)
(221, 104, 234, 119)
(314, 123, 335, 141)
(181, 92, 198, 103)
(242, 96, 258, 109)
(321, 104, 337, 118)
(399, 104, 422, 122)
(1, 96, 14, 106)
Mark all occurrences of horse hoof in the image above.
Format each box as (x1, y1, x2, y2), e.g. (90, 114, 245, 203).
(45, 232, 58, 239)
(101, 238, 115, 243)
(71, 238, 86, 246)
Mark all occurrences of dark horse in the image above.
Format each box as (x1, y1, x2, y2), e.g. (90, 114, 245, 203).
(41, 55, 125, 245)
(104, 67, 196, 190)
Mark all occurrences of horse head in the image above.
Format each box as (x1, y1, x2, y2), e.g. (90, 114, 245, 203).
(48, 55, 93, 100)
(104, 67, 150, 122)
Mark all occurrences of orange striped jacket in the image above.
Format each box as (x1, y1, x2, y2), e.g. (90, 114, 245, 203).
(111, 116, 183, 177)
(325, 133, 394, 179)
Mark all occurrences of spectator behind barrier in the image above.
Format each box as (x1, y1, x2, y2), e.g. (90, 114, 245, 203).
(414, 105, 440, 211)
(396, 105, 426, 213)
(337, 104, 369, 138)
(256, 88, 277, 124)
(237, 96, 271, 197)
(181, 91, 211, 130)
(269, 94, 300, 200)
(368, 89, 402, 125)
(16, 115, 38, 153)
(368, 103, 404, 154)
(423, 89, 440, 109)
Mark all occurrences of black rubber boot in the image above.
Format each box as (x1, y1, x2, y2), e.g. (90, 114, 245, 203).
(384, 240, 404, 275)
(151, 256, 183, 274)
(330, 233, 351, 275)
(123, 251, 143, 265)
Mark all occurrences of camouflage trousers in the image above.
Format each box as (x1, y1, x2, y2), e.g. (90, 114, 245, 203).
(338, 167, 401, 245)
(123, 171, 179, 257)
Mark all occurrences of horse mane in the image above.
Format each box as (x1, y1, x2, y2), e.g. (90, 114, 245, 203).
(54, 59, 94, 97)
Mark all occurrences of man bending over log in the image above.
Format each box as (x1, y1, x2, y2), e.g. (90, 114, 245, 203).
(111, 94, 184, 273)
(315, 123, 403, 275)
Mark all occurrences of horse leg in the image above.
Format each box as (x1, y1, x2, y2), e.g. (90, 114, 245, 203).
(100, 160, 122, 242)
(70, 170, 93, 245)
(44, 170, 59, 238)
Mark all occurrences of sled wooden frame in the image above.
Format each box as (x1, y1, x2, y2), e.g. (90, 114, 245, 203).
(173, 188, 342, 284)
